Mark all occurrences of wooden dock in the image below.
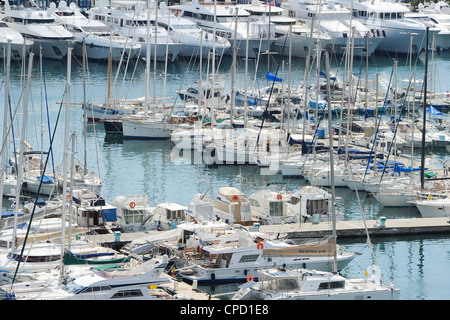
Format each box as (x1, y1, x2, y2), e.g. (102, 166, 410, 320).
(259, 217, 450, 239)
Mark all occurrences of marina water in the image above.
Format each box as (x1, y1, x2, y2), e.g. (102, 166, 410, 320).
(2, 48, 450, 300)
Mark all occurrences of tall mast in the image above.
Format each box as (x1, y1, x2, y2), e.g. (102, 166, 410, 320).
(420, 27, 429, 190)
(325, 52, 337, 274)
(59, 47, 72, 282)
(0, 40, 11, 209)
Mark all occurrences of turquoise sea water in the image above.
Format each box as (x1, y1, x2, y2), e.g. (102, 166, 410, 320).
(2, 48, 450, 300)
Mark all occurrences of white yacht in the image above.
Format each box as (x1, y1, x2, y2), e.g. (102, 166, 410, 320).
(405, 11, 450, 50)
(340, 0, 440, 55)
(170, 0, 276, 59)
(110, 194, 159, 232)
(156, 2, 230, 58)
(233, 266, 400, 300)
(177, 232, 356, 283)
(0, 3, 75, 60)
(419, 2, 450, 50)
(0, 20, 33, 60)
(4, 256, 175, 300)
(87, 0, 182, 61)
(281, 0, 384, 57)
(270, 15, 332, 58)
(150, 202, 190, 230)
(51, 1, 141, 61)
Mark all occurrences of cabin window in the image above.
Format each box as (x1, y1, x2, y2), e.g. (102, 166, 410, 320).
(249, 199, 260, 207)
(176, 210, 184, 219)
(318, 280, 345, 290)
(289, 196, 300, 205)
(278, 278, 299, 291)
(111, 289, 144, 298)
(238, 254, 259, 263)
(124, 209, 145, 224)
(307, 199, 328, 215)
(269, 201, 283, 217)
(187, 88, 199, 94)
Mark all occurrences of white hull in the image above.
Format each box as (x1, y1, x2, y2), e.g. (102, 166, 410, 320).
(179, 254, 355, 283)
(361, 19, 438, 55)
(72, 40, 141, 61)
(122, 119, 180, 139)
(0, 40, 33, 60)
(415, 199, 450, 218)
(83, 102, 146, 121)
(29, 38, 74, 60)
(371, 192, 414, 207)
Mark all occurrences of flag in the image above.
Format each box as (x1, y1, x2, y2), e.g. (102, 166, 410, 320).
(427, 105, 443, 116)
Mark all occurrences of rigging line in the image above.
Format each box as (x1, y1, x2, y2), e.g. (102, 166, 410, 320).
(377, 70, 415, 185)
(4, 78, 29, 175)
(363, 65, 394, 180)
(255, 31, 289, 148)
(10, 85, 67, 290)
(347, 161, 377, 266)
(41, 58, 57, 178)
(125, 48, 143, 101)
(8, 92, 18, 175)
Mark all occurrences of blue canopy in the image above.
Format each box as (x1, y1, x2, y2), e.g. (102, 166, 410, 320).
(266, 72, 282, 82)
(2, 211, 24, 218)
(319, 70, 336, 81)
(37, 175, 54, 183)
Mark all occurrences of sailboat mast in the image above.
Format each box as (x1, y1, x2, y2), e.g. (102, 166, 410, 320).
(0, 40, 11, 208)
(12, 52, 34, 254)
(82, 40, 88, 175)
(231, 7, 238, 127)
(325, 52, 338, 274)
(420, 27, 429, 190)
(60, 47, 72, 282)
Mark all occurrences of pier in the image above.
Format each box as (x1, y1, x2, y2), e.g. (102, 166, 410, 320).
(259, 217, 450, 239)
(87, 217, 450, 246)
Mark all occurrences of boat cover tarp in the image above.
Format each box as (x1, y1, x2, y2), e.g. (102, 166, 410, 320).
(37, 175, 54, 183)
(266, 72, 282, 82)
(64, 250, 131, 265)
(1, 211, 24, 218)
(101, 208, 117, 222)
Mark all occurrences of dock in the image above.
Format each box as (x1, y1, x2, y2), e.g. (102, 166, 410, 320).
(165, 278, 217, 300)
(259, 217, 450, 239)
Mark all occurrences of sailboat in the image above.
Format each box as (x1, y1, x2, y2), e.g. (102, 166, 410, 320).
(232, 52, 400, 300)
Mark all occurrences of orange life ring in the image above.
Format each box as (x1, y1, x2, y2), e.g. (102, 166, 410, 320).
(130, 202, 136, 208)
(257, 242, 264, 250)
(247, 275, 254, 282)
(232, 195, 239, 202)
(277, 194, 282, 200)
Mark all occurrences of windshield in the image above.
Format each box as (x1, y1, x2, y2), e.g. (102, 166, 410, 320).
(83, 25, 111, 33)
(62, 281, 86, 294)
